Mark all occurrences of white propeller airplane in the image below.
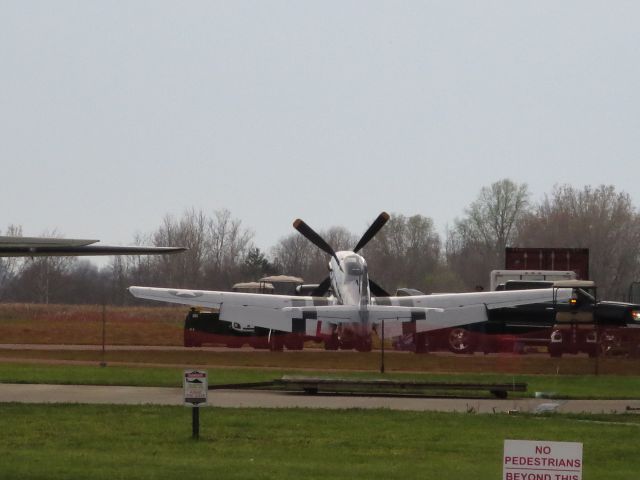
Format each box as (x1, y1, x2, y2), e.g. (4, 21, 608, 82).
(129, 212, 569, 352)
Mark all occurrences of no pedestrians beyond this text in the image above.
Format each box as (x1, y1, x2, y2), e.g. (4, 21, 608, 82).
(503, 439, 582, 480)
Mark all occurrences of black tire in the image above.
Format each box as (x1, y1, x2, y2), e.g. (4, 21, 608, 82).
(600, 329, 622, 356)
(549, 329, 564, 357)
(447, 328, 476, 354)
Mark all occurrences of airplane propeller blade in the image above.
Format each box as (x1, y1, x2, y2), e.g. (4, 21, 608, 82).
(369, 278, 390, 297)
(353, 212, 390, 253)
(293, 218, 339, 263)
(311, 276, 332, 297)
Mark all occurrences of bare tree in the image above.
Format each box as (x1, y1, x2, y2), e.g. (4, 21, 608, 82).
(446, 179, 531, 290)
(8, 229, 77, 303)
(516, 184, 640, 299)
(364, 214, 441, 293)
(0, 224, 23, 300)
(204, 209, 255, 288)
(271, 226, 358, 282)
(152, 209, 210, 288)
(271, 232, 315, 279)
(109, 208, 254, 296)
(58, 260, 105, 304)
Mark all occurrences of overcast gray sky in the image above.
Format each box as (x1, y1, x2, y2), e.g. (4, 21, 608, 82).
(1, 1, 638, 253)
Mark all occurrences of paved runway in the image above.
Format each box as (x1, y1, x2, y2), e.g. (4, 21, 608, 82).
(1, 383, 639, 414)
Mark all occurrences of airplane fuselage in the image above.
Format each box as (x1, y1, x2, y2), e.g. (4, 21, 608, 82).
(329, 251, 370, 307)
(327, 251, 375, 347)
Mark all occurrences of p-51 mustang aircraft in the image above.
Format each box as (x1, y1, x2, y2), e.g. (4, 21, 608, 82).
(0, 236, 186, 257)
(129, 212, 570, 352)
(130, 212, 569, 352)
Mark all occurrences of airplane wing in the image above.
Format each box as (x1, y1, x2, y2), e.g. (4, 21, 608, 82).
(128, 286, 335, 333)
(0, 236, 186, 256)
(128, 286, 522, 335)
(375, 288, 570, 310)
(373, 288, 571, 334)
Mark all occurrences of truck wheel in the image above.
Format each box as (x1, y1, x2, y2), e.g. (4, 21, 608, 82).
(447, 328, 476, 354)
(600, 329, 622, 356)
(548, 329, 564, 357)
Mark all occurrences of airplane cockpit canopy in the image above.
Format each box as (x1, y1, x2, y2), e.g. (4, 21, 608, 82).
(344, 255, 365, 277)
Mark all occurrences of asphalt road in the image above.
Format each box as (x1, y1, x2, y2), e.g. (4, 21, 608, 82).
(1, 383, 639, 414)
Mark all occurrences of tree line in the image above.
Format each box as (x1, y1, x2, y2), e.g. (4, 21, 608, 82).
(1, 180, 639, 304)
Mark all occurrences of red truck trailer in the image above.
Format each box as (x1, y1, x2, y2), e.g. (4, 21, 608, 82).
(505, 247, 589, 280)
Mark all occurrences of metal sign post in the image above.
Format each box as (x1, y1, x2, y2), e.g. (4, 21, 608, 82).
(380, 320, 385, 374)
(184, 370, 208, 439)
(100, 302, 107, 367)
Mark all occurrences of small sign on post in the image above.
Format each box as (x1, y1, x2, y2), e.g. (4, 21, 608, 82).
(184, 370, 208, 439)
(184, 370, 208, 405)
(503, 439, 583, 480)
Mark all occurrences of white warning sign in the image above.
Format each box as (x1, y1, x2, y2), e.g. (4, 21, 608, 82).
(503, 440, 582, 480)
(183, 370, 208, 406)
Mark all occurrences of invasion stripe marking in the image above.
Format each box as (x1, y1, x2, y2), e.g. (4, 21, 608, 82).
(302, 310, 318, 320)
(292, 318, 306, 333)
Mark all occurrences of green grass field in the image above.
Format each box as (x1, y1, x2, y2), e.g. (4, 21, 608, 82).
(1, 404, 638, 480)
(2, 362, 640, 399)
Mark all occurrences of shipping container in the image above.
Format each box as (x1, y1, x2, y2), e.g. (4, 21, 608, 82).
(505, 247, 589, 279)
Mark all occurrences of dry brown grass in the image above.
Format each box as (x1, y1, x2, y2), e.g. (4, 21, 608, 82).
(0, 303, 185, 346)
